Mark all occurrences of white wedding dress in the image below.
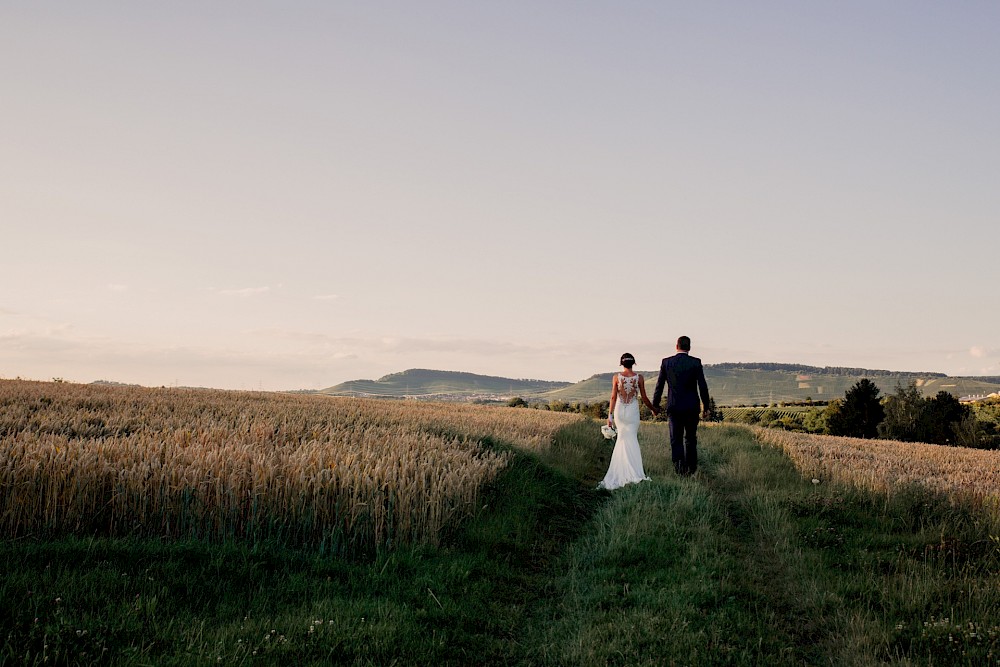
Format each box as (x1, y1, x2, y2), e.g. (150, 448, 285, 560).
(598, 373, 650, 490)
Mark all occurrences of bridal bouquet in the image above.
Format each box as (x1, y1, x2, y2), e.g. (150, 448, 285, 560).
(601, 424, 617, 439)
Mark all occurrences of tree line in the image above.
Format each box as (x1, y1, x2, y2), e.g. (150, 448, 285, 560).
(738, 379, 1000, 449)
(506, 396, 724, 422)
(508, 382, 999, 450)
(708, 363, 947, 378)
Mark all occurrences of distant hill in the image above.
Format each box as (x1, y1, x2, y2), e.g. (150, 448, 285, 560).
(707, 363, 947, 378)
(313, 366, 1000, 406)
(539, 366, 1000, 406)
(317, 369, 571, 400)
(91, 380, 142, 387)
(957, 376, 1000, 385)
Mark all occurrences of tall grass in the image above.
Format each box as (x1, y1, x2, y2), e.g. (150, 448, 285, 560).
(751, 426, 1000, 508)
(0, 380, 580, 553)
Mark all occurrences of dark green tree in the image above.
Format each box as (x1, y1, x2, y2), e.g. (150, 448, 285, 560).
(587, 401, 610, 420)
(506, 396, 528, 408)
(878, 382, 925, 441)
(759, 408, 780, 427)
(802, 406, 830, 434)
(735, 409, 760, 424)
(920, 391, 969, 445)
(827, 379, 884, 438)
(952, 412, 985, 449)
(879, 384, 972, 445)
(704, 397, 723, 422)
(820, 399, 844, 434)
(771, 413, 806, 431)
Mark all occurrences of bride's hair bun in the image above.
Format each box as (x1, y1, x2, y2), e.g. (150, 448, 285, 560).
(620, 353, 635, 369)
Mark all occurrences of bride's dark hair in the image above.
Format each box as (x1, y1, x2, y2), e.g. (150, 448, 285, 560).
(620, 353, 635, 369)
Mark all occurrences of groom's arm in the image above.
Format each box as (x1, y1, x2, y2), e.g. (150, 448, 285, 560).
(652, 359, 666, 408)
(696, 362, 710, 411)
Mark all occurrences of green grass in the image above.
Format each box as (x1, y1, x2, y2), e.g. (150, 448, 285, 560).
(529, 424, 1000, 666)
(0, 423, 606, 666)
(4, 423, 1000, 665)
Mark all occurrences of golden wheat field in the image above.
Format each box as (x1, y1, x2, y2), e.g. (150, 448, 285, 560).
(0, 380, 581, 553)
(752, 426, 1000, 506)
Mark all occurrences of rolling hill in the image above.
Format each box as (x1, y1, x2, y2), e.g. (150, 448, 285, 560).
(540, 365, 1000, 405)
(317, 368, 571, 400)
(314, 365, 1000, 406)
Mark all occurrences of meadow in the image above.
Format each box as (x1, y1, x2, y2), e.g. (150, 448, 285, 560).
(0, 380, 579, 553)
(753, 426, 1000, 503)
(2, 380, 1000, 665)
(719, 405, 816, 422)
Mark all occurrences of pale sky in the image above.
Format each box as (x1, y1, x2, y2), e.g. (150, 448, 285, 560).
(3, 2, 998, 390)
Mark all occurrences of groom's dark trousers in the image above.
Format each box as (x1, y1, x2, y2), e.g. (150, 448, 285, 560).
(668, 410, 700, 475)
(653, 352, 711, 475)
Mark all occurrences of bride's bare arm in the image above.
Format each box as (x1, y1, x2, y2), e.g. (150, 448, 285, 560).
(638, 375, 657, 414)
(608, 375, 618, 425)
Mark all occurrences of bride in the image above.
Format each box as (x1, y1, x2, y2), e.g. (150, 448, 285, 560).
(598, 353, 658, 490)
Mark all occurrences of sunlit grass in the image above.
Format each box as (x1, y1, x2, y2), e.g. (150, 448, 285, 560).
(0, 380, 580, 554)
(4, 397, 1000, 664)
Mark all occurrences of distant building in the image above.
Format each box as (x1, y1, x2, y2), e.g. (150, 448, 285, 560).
(959, 392, 999, 403)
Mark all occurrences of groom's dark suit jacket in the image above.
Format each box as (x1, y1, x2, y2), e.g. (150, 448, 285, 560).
(652, 352, 711, 414)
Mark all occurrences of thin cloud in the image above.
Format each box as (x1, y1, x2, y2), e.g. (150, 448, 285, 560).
(250, 330, 658, 361)
(970, 346, 992, 359)
(246, 331, 669, 381)
(218, 286, 271, 298)
(244, 330, 600, 376)
(313, 294, 339, 301)
(0, 328, 351, 389)
(8, 324, 993, 392)
(107, 284, 128, 292)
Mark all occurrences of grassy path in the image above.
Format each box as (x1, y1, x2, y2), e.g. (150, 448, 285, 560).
(3, 422, 999, 665)
(530, 423, 1000, 666)
(527, 424, 825, 665)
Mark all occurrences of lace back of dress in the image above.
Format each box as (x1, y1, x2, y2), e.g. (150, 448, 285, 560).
(618, 374, 639, 405)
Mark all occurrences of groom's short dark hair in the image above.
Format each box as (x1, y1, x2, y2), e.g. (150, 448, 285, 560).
(677, 336, 691, 351)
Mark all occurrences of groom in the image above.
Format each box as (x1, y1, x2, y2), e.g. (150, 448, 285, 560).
(652, 336, 711, 475)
